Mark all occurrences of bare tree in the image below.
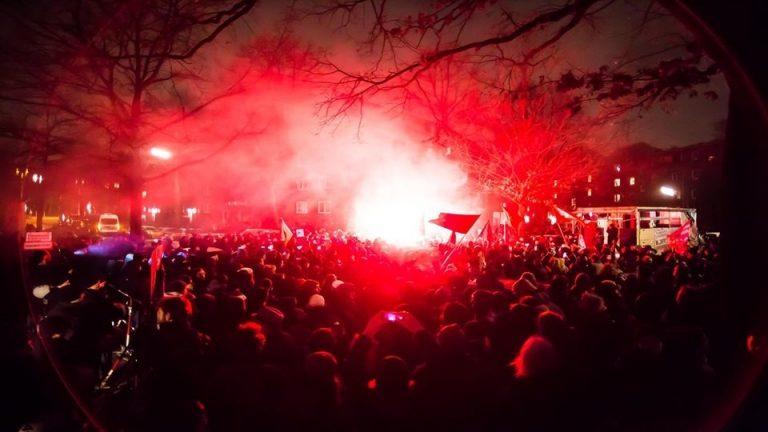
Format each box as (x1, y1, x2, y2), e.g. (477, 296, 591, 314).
(304, 0, 719, 212)
(406, 59, 602, 211)
(0, 0, 260, 237)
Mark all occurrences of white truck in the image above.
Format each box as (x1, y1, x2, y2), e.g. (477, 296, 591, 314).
(573, 206, 697, 250)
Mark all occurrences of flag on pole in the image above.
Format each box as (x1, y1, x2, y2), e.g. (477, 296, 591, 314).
(280, 219, 294, 244)
(582, 221, 597, 250)
(429, 212, 481, 234)
(553, 205, 585, 226)
(499, 205, 511, 226)
(149, 243, 164, 301)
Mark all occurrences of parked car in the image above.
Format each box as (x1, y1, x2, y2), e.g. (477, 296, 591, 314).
(97, 213, 121, 233)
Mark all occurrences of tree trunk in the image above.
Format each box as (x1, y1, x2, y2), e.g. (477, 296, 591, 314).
(125, 175, 144, 240)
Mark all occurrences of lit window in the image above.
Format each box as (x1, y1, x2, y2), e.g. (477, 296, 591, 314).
(553, 180, 558, 187)
(553, 193, 558, 199)
(615, 164, 621, 172)
(613, 193, 621, 203)
(317, 200, 331, 214)
(614, 178, 620, 187)
(629, 177, 635, 186)
(587, 188, 592, 197)
(587, 175, 592, 183)
(295, 201, 309, 214)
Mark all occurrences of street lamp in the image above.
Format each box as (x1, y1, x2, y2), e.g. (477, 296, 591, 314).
(149, 146, 173, 160)
(149, 146, 182, 226)
(660, 185, 677, 197)
(32, 173, 43, 184)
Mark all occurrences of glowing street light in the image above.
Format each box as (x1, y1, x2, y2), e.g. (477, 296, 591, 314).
(660, 185, 677, 197)
(149, 147, 173, 160)
(31, 173, 43, 184)
(85, 201, 93, 214)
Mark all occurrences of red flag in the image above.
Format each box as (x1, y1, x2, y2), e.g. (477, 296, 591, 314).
(667, 221, 691, 254)
(429, 212, 480, 234)
(553, 205, 585, 226)
(149, 243, 164, 301)
(582, 221, 597, 250)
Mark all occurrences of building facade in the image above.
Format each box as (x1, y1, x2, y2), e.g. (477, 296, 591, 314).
(563, 140, 723, 231)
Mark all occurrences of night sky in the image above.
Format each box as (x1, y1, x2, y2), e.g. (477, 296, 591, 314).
(252, 0, 730, 149)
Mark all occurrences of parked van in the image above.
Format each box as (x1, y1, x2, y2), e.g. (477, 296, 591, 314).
(573, 206, 697, 250)
(97, 213, 121, 233)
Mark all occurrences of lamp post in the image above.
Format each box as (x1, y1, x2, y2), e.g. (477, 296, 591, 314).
(660, 185, 677, 197)
(30, 173, 44, 230)
(149, 146, 181, 226)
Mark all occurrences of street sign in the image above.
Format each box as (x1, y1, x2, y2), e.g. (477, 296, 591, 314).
(24, 231, 53, 250)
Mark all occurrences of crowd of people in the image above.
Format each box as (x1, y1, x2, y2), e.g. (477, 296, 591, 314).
(26, 226, 734, 431)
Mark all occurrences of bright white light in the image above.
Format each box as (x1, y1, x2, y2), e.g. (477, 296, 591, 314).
(547, 213, 557, 225)
(524, 215, 531, 224)
(350, 149, 474, 248)
(186, 207, 198, 221)
(149, 147, 173, 160)
(85, 202, 93, 214)
(660, 185, 677, 197)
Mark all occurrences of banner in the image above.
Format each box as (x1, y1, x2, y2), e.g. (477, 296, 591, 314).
(667, 221, 692, 254)
(24, 231, 52, 250)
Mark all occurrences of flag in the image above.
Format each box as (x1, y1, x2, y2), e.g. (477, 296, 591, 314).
(553, 205, 585, 226)
(280, 219, 293, 244)
(582, 221, 597, 250)
(149, 243, 164, 301)
(429, 212, 481, 234)
(667, 221, 692, 254)
(478, 221, 492, 243)
(499, 206, 511, 226)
